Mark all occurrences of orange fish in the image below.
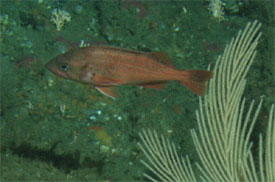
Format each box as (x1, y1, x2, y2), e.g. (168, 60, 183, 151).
(46, 46, 213, 98)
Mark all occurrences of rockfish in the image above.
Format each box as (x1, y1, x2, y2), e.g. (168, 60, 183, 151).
(46, 46, 213, 99)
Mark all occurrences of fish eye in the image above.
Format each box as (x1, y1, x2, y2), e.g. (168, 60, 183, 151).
(59, 64, 69, 72)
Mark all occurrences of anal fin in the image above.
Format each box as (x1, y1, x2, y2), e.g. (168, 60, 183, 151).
(141, 82, 167, 89)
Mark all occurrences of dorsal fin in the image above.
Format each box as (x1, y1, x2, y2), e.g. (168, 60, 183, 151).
(149, 52, 174, 68)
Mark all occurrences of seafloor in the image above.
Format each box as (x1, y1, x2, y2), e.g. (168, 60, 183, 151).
(0, 0, 274, 181)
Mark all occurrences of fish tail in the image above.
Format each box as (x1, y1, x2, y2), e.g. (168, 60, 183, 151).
(179, 70, 213, 96)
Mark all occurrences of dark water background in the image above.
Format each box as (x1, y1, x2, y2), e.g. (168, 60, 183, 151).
(0, 0, 274, 181)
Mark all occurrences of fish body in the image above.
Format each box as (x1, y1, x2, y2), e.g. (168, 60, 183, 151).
(46, 46, 213, 98)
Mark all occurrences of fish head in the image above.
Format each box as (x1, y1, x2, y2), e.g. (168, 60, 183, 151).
(46, 48, 91, 82)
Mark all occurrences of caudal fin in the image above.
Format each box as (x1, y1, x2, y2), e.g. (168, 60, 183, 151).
(180, 70, 213, 96)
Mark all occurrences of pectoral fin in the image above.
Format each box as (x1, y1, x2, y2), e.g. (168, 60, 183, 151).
(93, 75, 120, 86)
(95, 86, 117, 99)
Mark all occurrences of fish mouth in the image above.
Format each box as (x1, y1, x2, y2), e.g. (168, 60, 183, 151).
(45, 60, 56, 73)
(45, 61, 52, 71)
(45, 60, 68, 79)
